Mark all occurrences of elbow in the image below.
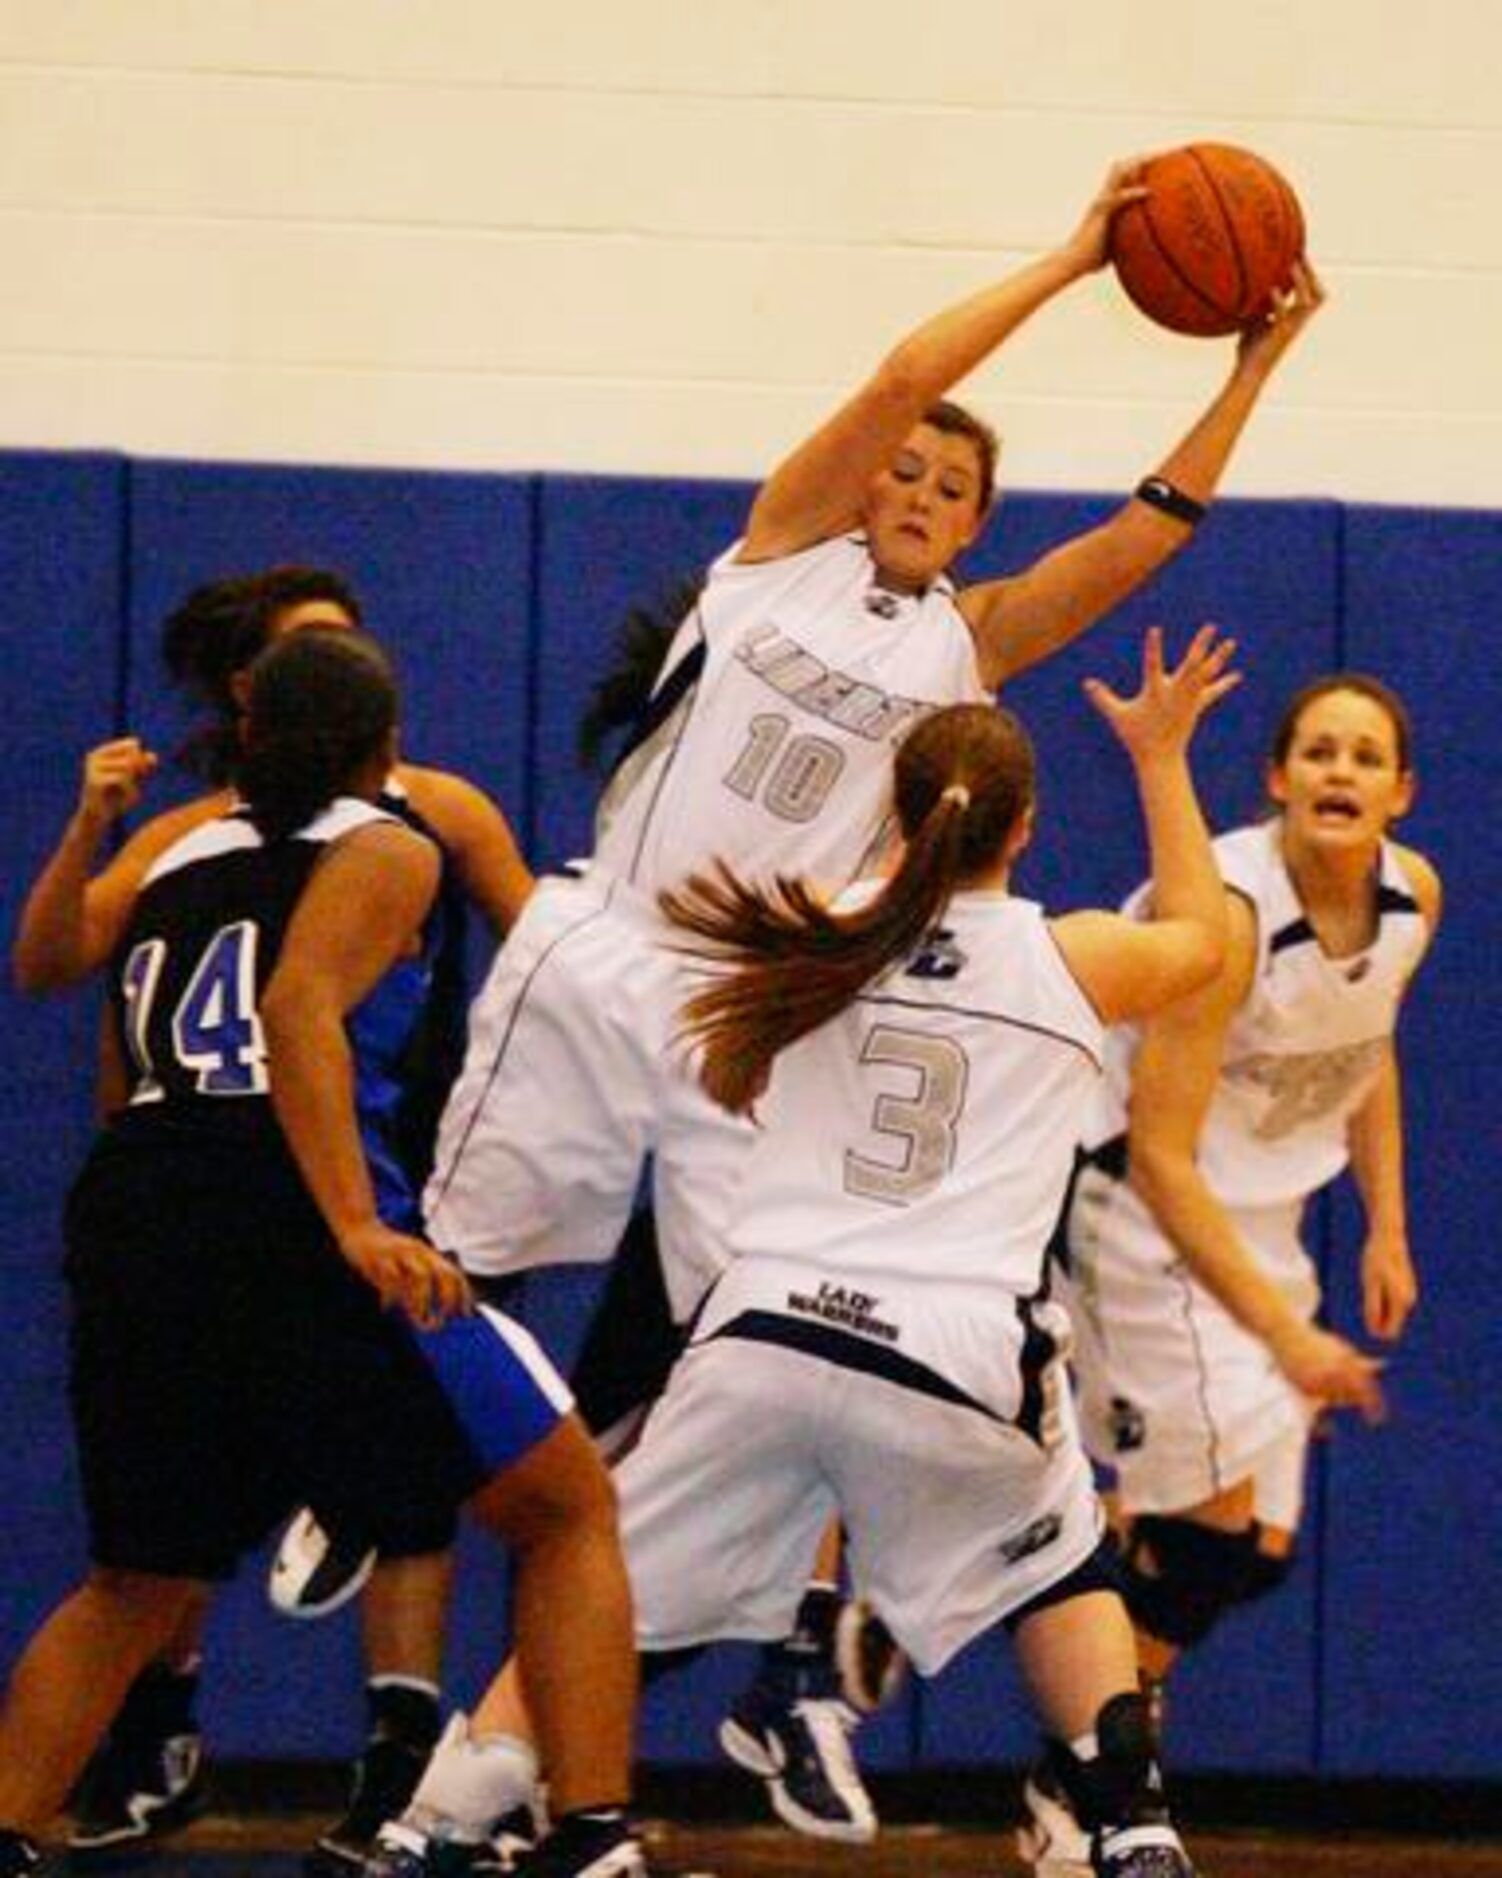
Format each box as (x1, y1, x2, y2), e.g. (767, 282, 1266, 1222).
(12, 947, 70, 996)
(869, 345, 930, 419)
(1186, 922, 1228, 993)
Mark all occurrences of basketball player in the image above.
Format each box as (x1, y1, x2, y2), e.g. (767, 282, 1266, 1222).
(0, 628, 643, 1878)
(420, 156, 1323, 1839)
(369, 624, 1238, 1878)
(13, 568, 533, 1875)
(1019, 674, 1439, 1876)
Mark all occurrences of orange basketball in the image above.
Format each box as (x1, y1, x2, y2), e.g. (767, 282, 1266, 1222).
(1110, 144, 1305, 337)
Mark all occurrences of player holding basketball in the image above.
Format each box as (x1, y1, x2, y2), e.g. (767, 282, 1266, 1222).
(1020, 674, 1438, 1876)
(390, 625, 1239, 1878)
(399, 157, 1322, 1862)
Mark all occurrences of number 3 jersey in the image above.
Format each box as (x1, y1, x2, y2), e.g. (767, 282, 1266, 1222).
(108, 798, 436, 1226)
(696, 887, 1103, 1407)
(593, 533, 990, 900)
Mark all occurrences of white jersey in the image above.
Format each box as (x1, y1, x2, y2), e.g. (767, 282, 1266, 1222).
(1085, 821, 1428, 1211)
(699, 886, 1103, 1401)
(593, 534, 989, 901)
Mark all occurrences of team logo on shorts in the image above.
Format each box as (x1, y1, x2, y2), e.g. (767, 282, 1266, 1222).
(1108, 1394, 1147, 1454)
(999, 1512, 1063, 1565)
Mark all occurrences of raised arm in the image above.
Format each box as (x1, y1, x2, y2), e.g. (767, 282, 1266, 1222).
(12, 738, 183, 992)
(960, 260, 1326, 687)
(1052, 625, 1237, 1022)
(742, 160, 1147, 562)
(261, 821, 471, 1329)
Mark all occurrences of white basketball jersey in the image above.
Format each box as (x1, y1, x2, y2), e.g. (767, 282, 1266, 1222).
(1088, 821, 1428, 1209)
(593, 534, 988, 900)
(720, 887, 1104, 1293)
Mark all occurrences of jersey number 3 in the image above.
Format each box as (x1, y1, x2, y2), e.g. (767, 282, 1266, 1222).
(844, 1024, 968, 1206)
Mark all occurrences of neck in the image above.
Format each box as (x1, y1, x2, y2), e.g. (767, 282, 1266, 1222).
(1278, 821, 1380, 914)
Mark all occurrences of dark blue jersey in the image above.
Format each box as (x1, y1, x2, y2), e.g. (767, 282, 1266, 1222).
(108, 798, 438, 1225)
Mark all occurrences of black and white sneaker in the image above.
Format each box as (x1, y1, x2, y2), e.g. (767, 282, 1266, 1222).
(719, 1660, 876, 1843)
(1092, 1820, 1195, 1876)
(833, 1599, 907, 1714)
(506, 1816, 645, 1876)
(67, 1723, 205, 1857)
(1016, 1755, 1092, 1876)
(468, 1805, 541, 1875)
(0, 1831, 42, 1877)
(360, 1823, 487, 1876)
(269, 1508, 377, 1620)
(307, 1736, 431, 1875)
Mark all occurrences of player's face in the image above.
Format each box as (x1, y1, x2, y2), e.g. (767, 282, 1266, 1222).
(862, 424, 987, 590)
(1268, 689, 1413, 850)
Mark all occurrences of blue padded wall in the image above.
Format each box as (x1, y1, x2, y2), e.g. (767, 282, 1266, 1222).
(920, 492, 1346, 1774)
(0, 452, 1498, 1790)
(1319, 505, 1502, 1779)
(0, 451, 127, 1660)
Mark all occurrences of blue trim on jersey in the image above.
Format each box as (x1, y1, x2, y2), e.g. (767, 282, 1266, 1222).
(412, 1307, 568, 1475)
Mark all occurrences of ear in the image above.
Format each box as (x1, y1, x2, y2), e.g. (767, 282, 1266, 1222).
(1265, 760, 1289, 809)
(229, 668, 253, 712)
(1388, 768, 1416, 822)
(1004, 801, 1036, 864)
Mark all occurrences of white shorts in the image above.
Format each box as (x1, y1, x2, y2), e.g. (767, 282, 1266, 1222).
(614, 1311, 1105, 1677)
(1059, 1165, 1316, 1527)
(424, 869, 754, 1321)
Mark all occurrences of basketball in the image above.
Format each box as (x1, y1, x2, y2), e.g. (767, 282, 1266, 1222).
(1110, 144, 1305, 337)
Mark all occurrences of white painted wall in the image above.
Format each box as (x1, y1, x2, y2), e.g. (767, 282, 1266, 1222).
(3, 0, 1499, 504)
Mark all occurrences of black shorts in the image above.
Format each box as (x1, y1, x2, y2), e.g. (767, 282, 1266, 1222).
(570, 1207, 687, 1459)
(64, 1132, 481, 1580)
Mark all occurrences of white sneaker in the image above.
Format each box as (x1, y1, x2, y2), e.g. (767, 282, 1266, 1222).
(1016, 1768, 1092, 1877)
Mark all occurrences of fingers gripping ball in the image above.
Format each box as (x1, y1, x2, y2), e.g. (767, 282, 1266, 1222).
(1110, 143, 1305, 336)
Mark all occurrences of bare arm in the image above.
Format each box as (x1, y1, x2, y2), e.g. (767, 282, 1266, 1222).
(396, 762, 534, 934)
(262, 822, 471, 1329)
(1127, 898, 1385, 1419)
(1053, 626, 1236, 1021)
(1347, 845, 1441, 1340)
(14, 739, 228, 992)
(742, 161, 1144, 562)
(960, 260, 1327, 687)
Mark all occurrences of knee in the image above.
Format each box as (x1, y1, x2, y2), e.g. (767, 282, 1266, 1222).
(1119, 1515, 1265, 1650)
(477, 1418, 620, 1551)
(79, 1567, 204, 1637)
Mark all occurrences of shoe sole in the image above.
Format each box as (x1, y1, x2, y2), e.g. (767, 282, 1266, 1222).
(717, 1718, 876, 1845)
(68, 1781, 208, 1861)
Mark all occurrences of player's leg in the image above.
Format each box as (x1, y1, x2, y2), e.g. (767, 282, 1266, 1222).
(303, 1547, 455, 1877)
(66, 1594, 210, 1860)
(362, 1311, 646, 1877)
(0, 1568, 206, 1871)
(1012, 1577, 1194, 1878)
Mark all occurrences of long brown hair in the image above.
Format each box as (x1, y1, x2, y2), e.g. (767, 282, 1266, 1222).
(662, 703, 1034, 1114)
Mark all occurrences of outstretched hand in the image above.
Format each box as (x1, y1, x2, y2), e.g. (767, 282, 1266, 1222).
(1083, 624, 1242, 763)
(1058, 156, 1151, 276)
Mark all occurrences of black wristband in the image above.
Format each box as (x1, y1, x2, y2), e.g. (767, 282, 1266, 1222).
(1135, 476, 1207, 526)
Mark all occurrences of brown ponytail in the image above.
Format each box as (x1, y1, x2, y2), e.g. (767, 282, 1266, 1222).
(661, 703, 1034, 1114)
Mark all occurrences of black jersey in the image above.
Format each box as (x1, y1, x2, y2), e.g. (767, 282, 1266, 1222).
(109, 797, 437, 1222)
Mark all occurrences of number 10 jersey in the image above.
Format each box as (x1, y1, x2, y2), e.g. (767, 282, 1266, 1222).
(593, 533, 989, 901)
